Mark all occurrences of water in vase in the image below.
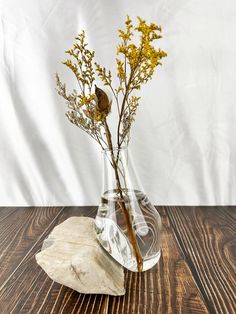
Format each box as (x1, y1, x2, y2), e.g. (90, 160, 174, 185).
(95, 189, 162, 272)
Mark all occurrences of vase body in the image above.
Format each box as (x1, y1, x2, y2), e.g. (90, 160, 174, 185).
(95, 147, 162, 272)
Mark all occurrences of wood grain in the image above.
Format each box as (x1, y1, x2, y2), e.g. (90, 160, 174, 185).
(220, 205, 236, 220)
(0, 207, 62, 286)
(165, 206, 236, 314)
(0, 206, 235, 314)
(0, 207, 17, 223)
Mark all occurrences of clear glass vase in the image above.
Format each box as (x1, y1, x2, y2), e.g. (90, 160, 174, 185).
(95, 147, 162, 272)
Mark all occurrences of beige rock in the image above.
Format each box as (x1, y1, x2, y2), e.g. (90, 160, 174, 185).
(35, 217, 125, 296)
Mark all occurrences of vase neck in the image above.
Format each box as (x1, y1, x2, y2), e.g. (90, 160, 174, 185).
(101, 146, 142, 195)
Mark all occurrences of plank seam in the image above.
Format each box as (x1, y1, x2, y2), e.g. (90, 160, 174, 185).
(165, 206, 215, 314)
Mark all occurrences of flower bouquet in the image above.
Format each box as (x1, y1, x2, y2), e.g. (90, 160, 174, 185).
(56, 16, 167, 272)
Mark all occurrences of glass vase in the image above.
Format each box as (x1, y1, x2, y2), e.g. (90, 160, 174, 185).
(95, 147, 162, 272)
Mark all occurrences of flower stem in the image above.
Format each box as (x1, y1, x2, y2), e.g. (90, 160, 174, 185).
(103, 119, 143, 272)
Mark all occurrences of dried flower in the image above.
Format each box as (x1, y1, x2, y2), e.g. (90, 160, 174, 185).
(56, 15, 167, 149)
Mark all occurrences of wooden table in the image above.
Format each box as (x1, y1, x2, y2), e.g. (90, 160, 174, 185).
(0, 206, 235, 314)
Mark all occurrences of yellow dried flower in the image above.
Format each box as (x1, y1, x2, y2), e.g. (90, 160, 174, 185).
(56, 15, 167, 148)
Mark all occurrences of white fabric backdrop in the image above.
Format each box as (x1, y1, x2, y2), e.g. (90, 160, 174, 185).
(1, 0, 236, 206)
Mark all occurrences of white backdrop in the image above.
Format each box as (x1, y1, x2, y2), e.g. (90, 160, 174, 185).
(1, 0, 236, 206)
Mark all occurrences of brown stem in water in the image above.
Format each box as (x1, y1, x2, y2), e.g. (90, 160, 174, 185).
(103, 119, 143, 272)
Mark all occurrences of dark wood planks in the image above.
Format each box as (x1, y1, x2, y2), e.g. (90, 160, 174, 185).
(0, 206, 235, 314)
(0, 207, 62, 286)
(165, 206, 236, 314)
